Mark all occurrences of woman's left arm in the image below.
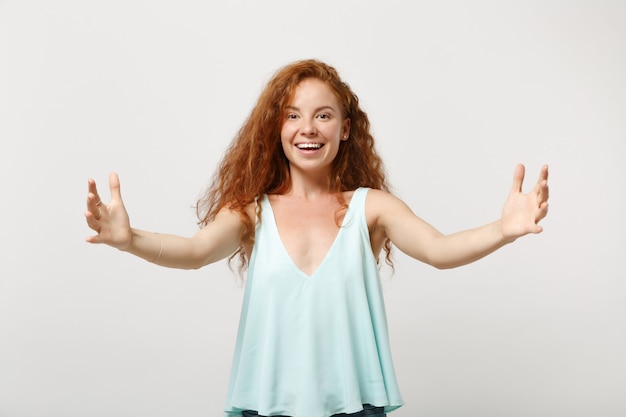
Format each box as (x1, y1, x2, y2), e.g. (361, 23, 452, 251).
(370, 164, 549, 269)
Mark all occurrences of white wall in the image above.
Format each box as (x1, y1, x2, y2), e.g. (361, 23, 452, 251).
(1, 1, 624, 416)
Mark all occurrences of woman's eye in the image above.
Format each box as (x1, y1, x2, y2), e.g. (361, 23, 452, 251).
(286, 113, 298, 119)
(317, 113, 330, 119)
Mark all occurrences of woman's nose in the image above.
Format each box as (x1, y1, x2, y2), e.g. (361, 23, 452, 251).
(300, 120, 317, 136)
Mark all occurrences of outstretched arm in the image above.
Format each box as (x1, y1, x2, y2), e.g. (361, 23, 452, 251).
(85, 173, 245, 270)
(370, 164, 549, 269)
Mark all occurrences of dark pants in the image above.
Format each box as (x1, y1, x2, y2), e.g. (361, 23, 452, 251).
(242, 404, 386, 417)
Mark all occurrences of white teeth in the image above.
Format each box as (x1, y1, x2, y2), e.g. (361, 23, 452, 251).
(297, 143, 322, 149)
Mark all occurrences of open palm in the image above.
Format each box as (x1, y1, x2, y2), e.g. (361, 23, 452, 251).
(85, 173, 133, 250)
(501, 164, 549, 241)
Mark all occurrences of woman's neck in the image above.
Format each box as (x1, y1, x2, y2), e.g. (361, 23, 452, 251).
(284, 168, 335, 200)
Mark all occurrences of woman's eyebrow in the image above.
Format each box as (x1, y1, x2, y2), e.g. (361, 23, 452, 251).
(285, 105, 337, 112)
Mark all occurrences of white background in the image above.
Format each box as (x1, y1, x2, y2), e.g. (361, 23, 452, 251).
(1, 1, 625, 416)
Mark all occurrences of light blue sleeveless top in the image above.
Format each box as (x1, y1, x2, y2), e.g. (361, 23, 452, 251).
(224, 188, 404, 417)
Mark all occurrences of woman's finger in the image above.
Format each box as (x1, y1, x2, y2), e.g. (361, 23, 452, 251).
(86, 191, 104, 220)
(533, 165, 549, 193)
(84, 209, 101, 232)
(510, 163, 525, 194)
(108, 172, 123, 204)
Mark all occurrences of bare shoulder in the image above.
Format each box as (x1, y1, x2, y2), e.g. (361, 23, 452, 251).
(362, 189, 409, 255)
(212, 201, 256, 232)
(365, 189, 419, 231)
(364, 188, 396, 203)
(365, 188, 408, 215)
(364, 188, 400, 227)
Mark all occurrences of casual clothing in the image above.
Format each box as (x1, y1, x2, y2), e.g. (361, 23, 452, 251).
(224, 188, 403, 417)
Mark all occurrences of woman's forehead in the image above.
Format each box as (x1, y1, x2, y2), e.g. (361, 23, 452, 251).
(288, 78, 341, 108)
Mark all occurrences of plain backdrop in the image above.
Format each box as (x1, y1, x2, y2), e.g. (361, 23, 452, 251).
(1, 1, 625, 416)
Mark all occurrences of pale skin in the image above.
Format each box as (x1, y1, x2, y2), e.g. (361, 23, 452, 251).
(85, 78, 549, 275)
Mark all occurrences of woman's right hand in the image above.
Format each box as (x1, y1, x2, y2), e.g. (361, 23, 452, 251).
(85, 173, 133, 250)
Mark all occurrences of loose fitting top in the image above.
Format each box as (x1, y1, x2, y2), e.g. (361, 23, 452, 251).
(224, 188, 404, 417)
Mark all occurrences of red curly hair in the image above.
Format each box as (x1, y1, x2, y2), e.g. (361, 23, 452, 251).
(196, 59, 392, 271)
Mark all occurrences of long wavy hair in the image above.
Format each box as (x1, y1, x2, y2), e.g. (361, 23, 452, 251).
(196, 59, 392, 272)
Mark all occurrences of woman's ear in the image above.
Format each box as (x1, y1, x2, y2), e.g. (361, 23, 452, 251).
(342, 118, 351, 141)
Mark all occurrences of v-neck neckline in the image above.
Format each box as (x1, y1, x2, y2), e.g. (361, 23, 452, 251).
(265, 191, 358, 278)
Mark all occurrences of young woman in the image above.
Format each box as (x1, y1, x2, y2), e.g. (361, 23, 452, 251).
(85, 59, 549, 417)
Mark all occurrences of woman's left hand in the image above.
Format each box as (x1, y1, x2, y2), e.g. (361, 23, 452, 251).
(500, 164, 549, 241)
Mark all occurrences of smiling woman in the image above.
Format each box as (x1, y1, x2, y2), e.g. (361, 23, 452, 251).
(280, 78, 351, 183)
(85, 59, 549, 417)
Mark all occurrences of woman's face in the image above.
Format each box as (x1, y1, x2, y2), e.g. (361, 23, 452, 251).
(280, 78, 350, 178)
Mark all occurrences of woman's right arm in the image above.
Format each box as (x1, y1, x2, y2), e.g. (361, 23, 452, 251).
(85, 173, 244, 270)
